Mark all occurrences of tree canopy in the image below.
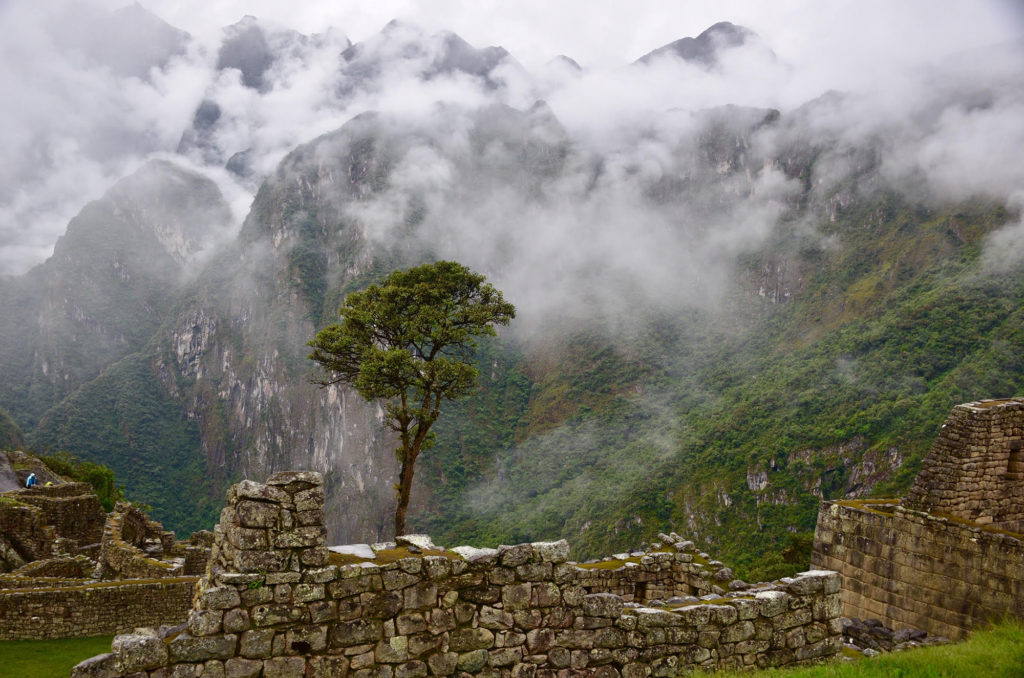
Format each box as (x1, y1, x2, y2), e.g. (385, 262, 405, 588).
(308, 260, 515, 536)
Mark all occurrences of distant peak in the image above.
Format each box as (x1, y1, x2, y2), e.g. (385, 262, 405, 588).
(634, 21, 765, 68)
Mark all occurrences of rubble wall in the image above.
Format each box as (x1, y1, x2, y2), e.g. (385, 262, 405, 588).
(75, 472, 843, 678)
(812, 500, 1024, 640)
(0, 578, 197, 640)
(5, 482, 106, 548)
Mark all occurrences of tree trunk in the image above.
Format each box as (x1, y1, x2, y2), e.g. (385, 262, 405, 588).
(394, 454, 416, 537)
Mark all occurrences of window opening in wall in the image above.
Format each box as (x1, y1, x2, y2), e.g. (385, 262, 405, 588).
(1006, 439, 1023, 480)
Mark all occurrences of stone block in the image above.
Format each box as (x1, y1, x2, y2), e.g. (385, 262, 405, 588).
(224, 657, 263, 678)
(232, 480, 291, 505)
(332, 619, 384, 647)
(449, 627, 495, 651)
(168, 632, 237, 663)
(239, 629, 275, 659)
(364, 591, 404, 618)
(376, 636, 409, 663)
(498, 544, 534, 567)
(111, 633, 169, 672)
(395, 660, 427, 678)
(427, 651, 458, 676)
(404, 583, 437, 609)
(502, 583, 532, 610)
(532, 540, 571, 563)
(408, 632, 442, 657)
(532, 582, 562, 607)
(456, 649, 489, 672)
(285, 625, 327, 653)
(235, 501, 279, 529)
(203, 586, 242, 610)
(382, 570, 420, 591)
(263, 656, 306, 678)
(188, 609, 223, 636)
(251, 604, 305, 627)
(478, 606, 514, 630)
(266, 471, 323, 489)
(223, 608, 251, 634)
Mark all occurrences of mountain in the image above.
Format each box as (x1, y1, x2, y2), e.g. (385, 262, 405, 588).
(49, 2, 190, 80)
(635, 21, 770, 67)
(1, 17, 1022, 579)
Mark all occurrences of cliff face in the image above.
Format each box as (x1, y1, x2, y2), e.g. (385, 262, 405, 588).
(3, 79, 1023, 579)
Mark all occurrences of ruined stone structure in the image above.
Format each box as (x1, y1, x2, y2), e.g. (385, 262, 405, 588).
(75, 471, 843, 677)
(0, 453, 212, 639)
(904, 398, 1024, 532)
(812, 398, 1024, 640)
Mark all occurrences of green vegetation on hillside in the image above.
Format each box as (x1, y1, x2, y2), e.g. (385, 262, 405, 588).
(0, 405, 24, 449)
(31, 354, 220, 535)
(416, 194, 1024, 580)
(39, 451, 123, 511)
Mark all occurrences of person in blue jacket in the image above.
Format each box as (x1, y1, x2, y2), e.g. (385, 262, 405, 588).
(25, 472, 37, 488)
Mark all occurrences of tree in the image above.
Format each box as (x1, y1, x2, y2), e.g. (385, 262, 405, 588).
(308, 261, 515, 536)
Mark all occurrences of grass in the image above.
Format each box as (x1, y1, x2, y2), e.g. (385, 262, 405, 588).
(710, 619, 1024, 677)
(0, 635, 113, 678)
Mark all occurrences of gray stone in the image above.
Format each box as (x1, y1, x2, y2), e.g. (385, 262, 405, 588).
(239, 629, 274, 659)
(263, 656, 307, 678)
(203, 586, 242, 610)
(188, 609, 224, 636)
(532, 540, 570, 563)
(332, 619, 384, 647)
(168, 632, 237, 662)
(307, 655, 350, 678)
(111, 633, 168, 672)
(224, 657, 263, 678)
(456, 649, 489, 672)
(583, 593, 624, 618)
(266, 471, 323, 488)
(232, 480, 290, 504)
(395, 534, 438, 551)
(449, 627, 495, 652)
(427, 652, 458, 676)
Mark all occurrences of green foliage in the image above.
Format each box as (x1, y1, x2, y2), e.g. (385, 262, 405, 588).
(413, 195, 1024, 579)
(0, 405, 24, 449)
(309, 260, 515, 535)
(712, 619, 1024, 677)
(39, 451, 123, 511)
(0, 635, 114, 678)
(30, 354, 221, 535)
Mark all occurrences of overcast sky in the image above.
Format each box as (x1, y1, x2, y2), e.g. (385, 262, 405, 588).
(1, 0, 1022, 276)
(119, 0, 1024, 70)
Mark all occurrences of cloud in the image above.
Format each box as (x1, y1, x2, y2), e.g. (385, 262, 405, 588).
(1, 0, 1022, 279)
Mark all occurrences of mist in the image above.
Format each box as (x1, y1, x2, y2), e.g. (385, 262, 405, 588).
(1, 0, 1022, 318)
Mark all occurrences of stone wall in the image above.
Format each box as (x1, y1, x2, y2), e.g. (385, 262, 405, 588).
(75, 472, 842, 677)
(0, 496, 58, 571)
(4, 482, 107, 548)
(96, 506, 185, 580)
(812, 500, 1024, 639)
(0, 578, 197, 640)
(904, 398, 1024, 532)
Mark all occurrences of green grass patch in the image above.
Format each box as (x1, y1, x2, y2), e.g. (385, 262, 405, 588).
(0, 635, 113, 678)
(710, 619, 1024, 677)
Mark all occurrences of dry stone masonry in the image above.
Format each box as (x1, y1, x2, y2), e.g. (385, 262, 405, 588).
(812, 398, 1024, 640)
(75, 471, 843, 677)
(0, 454, 212, 640)
(904, 398, 1024, 532)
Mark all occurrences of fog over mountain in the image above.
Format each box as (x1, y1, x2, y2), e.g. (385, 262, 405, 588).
(2, 0, 1021, 281)
(2, 1, 1024, 567)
